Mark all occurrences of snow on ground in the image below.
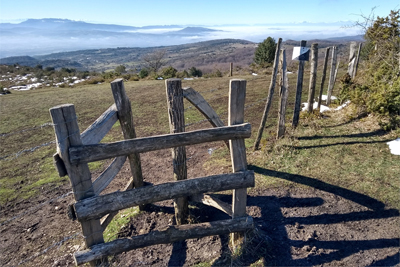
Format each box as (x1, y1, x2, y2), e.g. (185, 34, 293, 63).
(387, 139, 400, 155)
(301, 95, 350, 113)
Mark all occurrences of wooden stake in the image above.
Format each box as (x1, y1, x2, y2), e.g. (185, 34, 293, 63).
(353, 43, 362, 78)
(348, 41, 357, 78)
(229, 79, 248, 246)
(253, 38, 282, 150)
(50, 104, 105, 266)
(277, 49, 289, 138)
(326, 46, 337, 105)
(292, 40, 307, 128)
(166, 78, 188, 225)
(307, 43, 318, 113)
(111, 79, 143, 190)
(317, 47, 330, 111)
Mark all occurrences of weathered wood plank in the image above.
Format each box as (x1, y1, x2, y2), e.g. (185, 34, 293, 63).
(348, 41, 357, 78)
(229, 79, 248, 246)
(292, 40, 307, 128)
(80, 104, 118, 145)
(50, 104, 104, 266)
(92, 156, 127, 195)
(326, 46, 337, 105)
(73, 171, 255, 222)
(183, 87, 225, 128)
(253, 38, 282, 150)
(166, 79, 188, 225)
(69, 123, 251, 164)
(74, 216, 254, 265)
(277, 49, 289, 139)
(317, 47, 330, 111)
(190, 194, 233, 216)
(307, 43, 319, 113)
(183, 87, 229, 148)
(111, 78, 143, 190)
(353, 43, 362, 78)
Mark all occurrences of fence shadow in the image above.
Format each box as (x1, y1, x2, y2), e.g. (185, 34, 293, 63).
(296, 129, 387, 140)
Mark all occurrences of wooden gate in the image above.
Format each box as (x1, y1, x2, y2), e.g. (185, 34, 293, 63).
(50, 78, 254, 266)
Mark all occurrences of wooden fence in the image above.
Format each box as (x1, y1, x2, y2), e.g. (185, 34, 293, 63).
(50, 78, 254, 266)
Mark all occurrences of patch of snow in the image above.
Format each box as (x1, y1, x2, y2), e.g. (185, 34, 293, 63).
(334, 101, 351, 111)
(286, 71, 293, 74)
(321, 95, 337, 101)
(252, 73, 258, 76)
(184, 78, 194, 80)
(157, 77, 163, 80)
(387, 139, 400, 155)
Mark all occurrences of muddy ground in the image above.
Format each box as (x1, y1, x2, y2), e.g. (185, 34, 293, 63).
(1, 141, 399, 266)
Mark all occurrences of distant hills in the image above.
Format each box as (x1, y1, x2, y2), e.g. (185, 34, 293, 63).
(0, 18, 363, 58)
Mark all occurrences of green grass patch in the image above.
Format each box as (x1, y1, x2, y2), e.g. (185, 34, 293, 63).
(103, 207, 140, 242)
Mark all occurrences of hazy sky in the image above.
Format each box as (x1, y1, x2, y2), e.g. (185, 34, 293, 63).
(0, 0, 398, 26)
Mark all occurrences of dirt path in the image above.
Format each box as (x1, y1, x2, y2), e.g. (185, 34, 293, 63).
(1, 136, 399, 266)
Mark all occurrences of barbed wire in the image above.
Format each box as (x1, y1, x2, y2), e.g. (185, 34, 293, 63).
(0, 122, 53, 138)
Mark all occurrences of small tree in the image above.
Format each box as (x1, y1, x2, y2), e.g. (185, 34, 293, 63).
(115, 65, 126, 74)
(141, 50, 167, 73)
(189, 67, 202, 77)
(139, 68, 149, 79)
(161, 66, 177, 79)
(254, 37, 277, 67)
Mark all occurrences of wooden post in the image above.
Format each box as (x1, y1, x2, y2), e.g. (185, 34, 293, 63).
(166, 79, 188, 225)
(292, 40, 307, 128)
(230, 62, 233, 77)
(253, 38, 282, 150)
(353, 43, 362, 78)
(229, 79, 247, 247)
(277, 49, 289, 138)
(348, 41, 357, 78)
(317, 47, 330, 111)
(326, 46, 337, 105)
(49, 104, 104, 266)
(110, 79, 143, 189)
(307, 43, 318, 113)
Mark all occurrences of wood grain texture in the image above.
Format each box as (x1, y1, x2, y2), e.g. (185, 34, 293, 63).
(277, 49, 289, 139)
(292, 40, 307, 128)
(73, 171, 255, 222)
(111, 78, 143, 189)
(69, 123, 251, 164)
(228, 79, 248, 247)
(253, 38, 282, 150)
(166, 79, 188, 224)
(49, 104, 104, 266)
(92, 156, 127, 195)
(80, 104, 118, 145)
(307, 43, 319, 113)
(317, 47, 330, 110)
(74, 217, 254, 265)
(327, 46, 337, 105)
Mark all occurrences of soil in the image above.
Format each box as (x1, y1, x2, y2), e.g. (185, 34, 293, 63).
(1, 141, 399, 267)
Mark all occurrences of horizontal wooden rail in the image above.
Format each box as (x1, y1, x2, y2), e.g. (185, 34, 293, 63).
(69, 123, 251, 164)
(73, 170, 254, 221)
(80, 104, 118, 145)
(92, 156, 127, 195)
(74, 216, 254, 265)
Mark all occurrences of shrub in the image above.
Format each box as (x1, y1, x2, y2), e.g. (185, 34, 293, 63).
(160, 66, 177, 79)
(139, 68, 149, 79)
(254, 37, 276, 67)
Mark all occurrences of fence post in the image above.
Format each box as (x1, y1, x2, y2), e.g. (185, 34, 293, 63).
(49, 104, 105, 266)
(253, 38, 282, 150)
(230, 62, 233, 77)
(292, 40, 307, 128)
(348, 41, 357, 78)
(326, 46, 337, 105)
(317, 47, 330, 111)
(166, 78, 189, 225)
(277, 50, 289, 138)
(110, 79, 144, 192)
(307, 43, 318, 112)
(229, 79, 248, 247)
(353, 43, 362, 78)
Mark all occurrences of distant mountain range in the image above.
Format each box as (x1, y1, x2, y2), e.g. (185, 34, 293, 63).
(0, 18, 363, 58)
